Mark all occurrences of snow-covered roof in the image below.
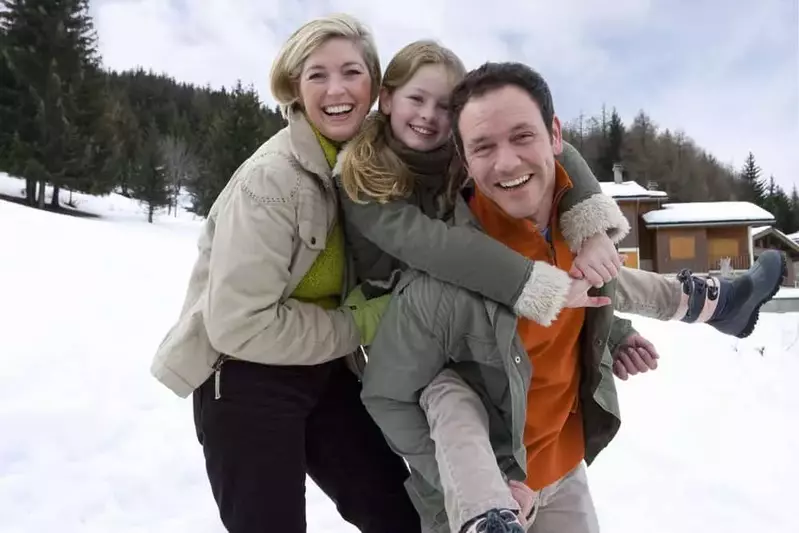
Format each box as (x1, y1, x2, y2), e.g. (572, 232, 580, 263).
(752, 225, 772, 238)
(599, 181, 668, 199)
(642, 202, 775, 227)
(789, 231, 799, 243)
(752, 225, 799, 254)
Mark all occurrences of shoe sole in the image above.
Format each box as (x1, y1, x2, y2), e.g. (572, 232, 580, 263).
(737, 252, 788, 339)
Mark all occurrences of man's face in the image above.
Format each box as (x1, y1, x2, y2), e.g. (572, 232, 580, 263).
(459, 85, 563, 224)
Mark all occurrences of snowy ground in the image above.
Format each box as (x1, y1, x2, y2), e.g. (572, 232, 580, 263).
(775, 287, 799, 299)
(1, 174, 798, 533)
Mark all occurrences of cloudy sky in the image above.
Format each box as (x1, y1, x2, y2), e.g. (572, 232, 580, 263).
(91, 0, 798, 192)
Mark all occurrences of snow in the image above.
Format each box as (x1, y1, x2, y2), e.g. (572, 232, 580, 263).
(2, 178, 799, 533)
(0, 172, 201, 228)
(788, 231, 799, 244)
(643, 201, 775, 225)
(752, 225, 772, 237)
(599, 181, 668, 199)
(775, 287, 799, 299)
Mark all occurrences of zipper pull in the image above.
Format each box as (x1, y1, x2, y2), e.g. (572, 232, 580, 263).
(212, 356, 227, 400)
(214, 367, 222, 400)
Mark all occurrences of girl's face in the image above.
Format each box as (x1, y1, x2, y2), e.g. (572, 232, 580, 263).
(298, 37, 373, 142)
(380, 64, 456, 152)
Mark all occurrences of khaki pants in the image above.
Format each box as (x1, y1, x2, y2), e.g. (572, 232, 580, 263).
(526, 463, 598, 533)
(421, 370, 599, 533)
(616, 267, 681, 320)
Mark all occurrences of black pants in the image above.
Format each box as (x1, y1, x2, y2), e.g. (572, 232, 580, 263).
(193, 358, 421, 533)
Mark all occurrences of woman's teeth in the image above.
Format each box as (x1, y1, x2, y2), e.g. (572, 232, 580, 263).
(323, 104, 354, 115)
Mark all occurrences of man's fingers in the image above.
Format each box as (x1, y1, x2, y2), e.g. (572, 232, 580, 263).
(613, 360, 629, 380)
(637, 348, 658, 370)
(637, 338, 658, 356)
(617, 353, 639, 375)
(585, 296, 612, 307)
(629, 350, 651, 373)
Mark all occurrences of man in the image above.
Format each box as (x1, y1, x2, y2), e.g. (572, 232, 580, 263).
(361, 61, 640, 533)
(361, 61, 784, 533)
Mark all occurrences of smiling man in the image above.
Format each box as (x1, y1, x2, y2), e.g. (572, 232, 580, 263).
(361, 60, 786, 533)
(361, 62, 639, 533)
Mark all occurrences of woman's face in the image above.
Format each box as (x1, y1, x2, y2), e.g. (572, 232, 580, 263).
(380, 64, 456, 152)
(298, 37, 373, 142)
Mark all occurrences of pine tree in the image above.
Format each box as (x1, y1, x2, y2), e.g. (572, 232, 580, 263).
(159, 134, 198, 216)
(189, 81, 271, 215)
(0, 0, 107, 208)
(740, 152, 766, 205)
(790, 186, 799, 234)
(598, 108, 624, 180)
(132, 121, 170, 223)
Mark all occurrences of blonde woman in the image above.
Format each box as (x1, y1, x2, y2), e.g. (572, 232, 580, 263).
(150, 14, 421, 533)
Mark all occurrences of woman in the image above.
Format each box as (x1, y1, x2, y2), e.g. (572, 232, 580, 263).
(150, 14, 420, 533)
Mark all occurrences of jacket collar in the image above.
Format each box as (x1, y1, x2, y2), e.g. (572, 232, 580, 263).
(287, 110, 335, 190)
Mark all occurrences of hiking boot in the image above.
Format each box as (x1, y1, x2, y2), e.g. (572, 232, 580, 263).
(678, 249, 787, 338)
(461, 509, 525, 533)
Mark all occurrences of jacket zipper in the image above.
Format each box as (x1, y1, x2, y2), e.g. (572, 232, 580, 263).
(212, 355, 229, 400)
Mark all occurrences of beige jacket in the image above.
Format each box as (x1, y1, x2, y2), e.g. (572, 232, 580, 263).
(151, 112, 360, 398)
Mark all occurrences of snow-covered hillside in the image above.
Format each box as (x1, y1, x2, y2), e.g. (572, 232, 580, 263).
(1, 175, 797, 533)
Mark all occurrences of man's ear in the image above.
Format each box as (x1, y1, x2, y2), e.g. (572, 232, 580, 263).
(378, 87, 392, 114)
(550, 115, 564, 155)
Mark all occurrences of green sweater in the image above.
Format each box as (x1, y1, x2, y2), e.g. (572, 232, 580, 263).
(290, 127, 345, 310)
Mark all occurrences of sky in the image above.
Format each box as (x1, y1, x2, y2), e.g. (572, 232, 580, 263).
(91, 0, 798, 192)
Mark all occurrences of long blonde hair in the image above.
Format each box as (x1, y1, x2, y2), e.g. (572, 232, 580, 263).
(270, 13, 382, 118)
(340, 40, 466, 204)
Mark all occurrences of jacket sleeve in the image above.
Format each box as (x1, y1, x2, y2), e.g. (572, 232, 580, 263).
(204, 158, 360, 365)
(607, 315, 638, 357)
(360, 274, 450, 494)
(339, 186, 533, 309)
(557, 141, 631, 252)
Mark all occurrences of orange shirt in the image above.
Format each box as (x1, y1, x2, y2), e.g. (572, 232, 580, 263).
(470, 164, 586, 490)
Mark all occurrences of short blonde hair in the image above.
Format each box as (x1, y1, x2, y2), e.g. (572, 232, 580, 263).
(270, 13, 382, 118)
(341, 40, 466, 204)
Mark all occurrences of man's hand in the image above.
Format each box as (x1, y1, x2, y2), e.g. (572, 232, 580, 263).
(570, 232, 624, 288)
(564, 278, 612, 309)
(613, 333, 660, 380)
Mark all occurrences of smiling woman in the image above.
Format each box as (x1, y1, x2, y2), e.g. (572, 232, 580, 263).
(149, 12, 423, 533)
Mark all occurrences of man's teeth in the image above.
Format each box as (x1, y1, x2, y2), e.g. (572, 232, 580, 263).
(498, 175, 531, 189)
(324, 104, 354, 115)
(410, 125, 434, 136)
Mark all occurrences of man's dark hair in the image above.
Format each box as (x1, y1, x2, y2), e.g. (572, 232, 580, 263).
(449, 62, 555, 156)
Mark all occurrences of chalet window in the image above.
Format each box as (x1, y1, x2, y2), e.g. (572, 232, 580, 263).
(708, 238, 740, 258)
(669, 236, 695, 259)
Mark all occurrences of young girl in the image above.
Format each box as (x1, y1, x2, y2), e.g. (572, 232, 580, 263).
(336, 41, 786, 533)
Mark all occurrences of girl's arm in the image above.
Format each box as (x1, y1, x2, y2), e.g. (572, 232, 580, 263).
(337, 142, 629, 326)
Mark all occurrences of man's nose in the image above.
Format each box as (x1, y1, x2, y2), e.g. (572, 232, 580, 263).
(494, 144, 521, 174)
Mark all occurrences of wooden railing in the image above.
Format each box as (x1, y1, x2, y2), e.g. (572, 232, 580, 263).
(707, 254, 750, 273)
